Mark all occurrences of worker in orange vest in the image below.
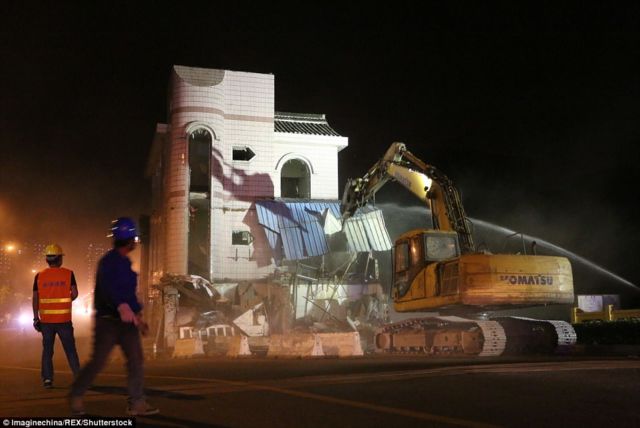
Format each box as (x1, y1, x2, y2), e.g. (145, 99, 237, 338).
(32, 244, 81, 389)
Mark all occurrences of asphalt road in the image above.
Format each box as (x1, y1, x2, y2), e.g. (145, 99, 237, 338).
(0, 334, 638, 428)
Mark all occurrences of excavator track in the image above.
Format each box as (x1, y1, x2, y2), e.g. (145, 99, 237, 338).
(374, 316, 576, 356)
(503, 316, 577, 353)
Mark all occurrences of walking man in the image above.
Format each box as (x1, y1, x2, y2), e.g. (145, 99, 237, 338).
(32, 243, 81, 388)
(70, 217, 158, 416)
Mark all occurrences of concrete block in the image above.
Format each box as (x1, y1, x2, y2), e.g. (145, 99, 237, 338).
(267, 333, 324, 358)
(318, 332, 364, 357)
(227, 335, 252, 357)
(204, 335, 234, 355)
(172, 337, 204, 358)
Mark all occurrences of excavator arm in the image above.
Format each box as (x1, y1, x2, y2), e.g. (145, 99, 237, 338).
(341, 142, 475, 254)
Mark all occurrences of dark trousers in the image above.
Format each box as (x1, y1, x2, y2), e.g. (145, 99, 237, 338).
(70, 317, 145, 405)
(41, 322, 81, 381)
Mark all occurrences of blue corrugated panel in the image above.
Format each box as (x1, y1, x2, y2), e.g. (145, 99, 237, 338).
(255, 203, 271, 229)
(286, 203, 307, 257)
(302, 215, 328, 257)
(363, 209, 393, 251)
(255, 200, 392, 261)
(255, 204, 273, 246)
(255, 202, 281, 251)
(328, 203, 341, 219)
(344, 217, 369, 252)
(297, 203, 329, 257)
(263, 228, 279, 251)
(281, 225, 305, 259)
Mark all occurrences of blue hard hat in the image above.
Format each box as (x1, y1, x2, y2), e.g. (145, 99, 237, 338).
(111, 217, 137, 240)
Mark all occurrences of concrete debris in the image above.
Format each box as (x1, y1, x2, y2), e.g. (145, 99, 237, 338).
(176, 306, 199, 326)
(233, 303, 269, 337)
(227, 335, 252, 357)
(267, 333, 324, 358)
(212, 283, 240, 302)
(318, 332, 364, 357)
(173, 337, 205, 358)
(161, 274, 219, 309)
(154, 251, 389, 359)
(163, 286, 179, 348)
(320, 208, 343, 235)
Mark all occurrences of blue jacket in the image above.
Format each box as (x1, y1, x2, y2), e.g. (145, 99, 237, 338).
(94, 249, 142, 318)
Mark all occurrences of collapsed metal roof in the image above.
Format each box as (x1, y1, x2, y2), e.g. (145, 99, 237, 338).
(255, 200, 392, 261)
(274, 112, 342, 137)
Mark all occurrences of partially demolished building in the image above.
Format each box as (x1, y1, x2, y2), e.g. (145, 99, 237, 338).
(144, 66, 391, 352)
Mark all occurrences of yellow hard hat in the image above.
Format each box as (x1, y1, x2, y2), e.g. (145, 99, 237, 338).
(44, 244, 64, 256)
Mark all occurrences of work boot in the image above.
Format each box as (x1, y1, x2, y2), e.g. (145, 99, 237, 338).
(69, 395, 86, 416)
(127, 401, 159, 416)
(43, 379, 53, 389)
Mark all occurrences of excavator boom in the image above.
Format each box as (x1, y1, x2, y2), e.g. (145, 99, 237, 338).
(341, 142, 475, 254)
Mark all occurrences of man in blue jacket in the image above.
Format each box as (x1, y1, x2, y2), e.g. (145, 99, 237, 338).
(69, 217, 158, 416)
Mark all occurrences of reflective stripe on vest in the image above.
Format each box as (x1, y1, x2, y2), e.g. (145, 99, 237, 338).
(40, 298, 72, 303)
(37, 267, 73, 323)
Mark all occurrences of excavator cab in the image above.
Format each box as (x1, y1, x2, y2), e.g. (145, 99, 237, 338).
(393, 230, 460, 298)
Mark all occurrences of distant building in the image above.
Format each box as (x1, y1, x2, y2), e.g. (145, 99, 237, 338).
(0, 240, 46, 302)
(25, 241, 47, 275)
(0, 242, 16, 289)
(85, 243, 108, 289)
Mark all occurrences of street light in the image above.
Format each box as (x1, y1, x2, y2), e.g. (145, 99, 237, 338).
(18, 313, 31, 326)
(5, 244, 15, 252)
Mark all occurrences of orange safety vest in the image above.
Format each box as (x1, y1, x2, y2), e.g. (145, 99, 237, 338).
(37, 267, 73, 323)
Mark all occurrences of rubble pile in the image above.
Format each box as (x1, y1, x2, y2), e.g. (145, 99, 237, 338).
(149, 251, 390, 357)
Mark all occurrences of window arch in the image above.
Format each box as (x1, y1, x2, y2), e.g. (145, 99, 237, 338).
(281, 158, 310, 199)
(275, 153, 315, 174)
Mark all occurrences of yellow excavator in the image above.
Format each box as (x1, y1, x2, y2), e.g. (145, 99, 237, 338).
(341, 142, 576, 356)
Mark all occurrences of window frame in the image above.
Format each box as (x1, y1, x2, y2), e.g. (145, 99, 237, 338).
(232, 230, 254, 246)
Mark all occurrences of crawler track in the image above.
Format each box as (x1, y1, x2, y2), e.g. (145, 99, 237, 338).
(374, 316, 576, 356)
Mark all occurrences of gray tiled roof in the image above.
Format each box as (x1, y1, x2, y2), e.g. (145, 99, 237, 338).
(274, 112, 342, 137)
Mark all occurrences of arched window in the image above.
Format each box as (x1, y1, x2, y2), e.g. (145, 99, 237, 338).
(187, 128, 211, 279)
(281, 158, 310, 198)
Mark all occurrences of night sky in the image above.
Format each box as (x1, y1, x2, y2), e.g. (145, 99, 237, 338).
(1, 3, 639, 287)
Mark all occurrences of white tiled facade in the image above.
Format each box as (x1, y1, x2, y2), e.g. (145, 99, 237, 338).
(147, 66, 348, 283)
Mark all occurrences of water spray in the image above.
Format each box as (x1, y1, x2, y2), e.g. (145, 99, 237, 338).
(471, 218, 639, 291)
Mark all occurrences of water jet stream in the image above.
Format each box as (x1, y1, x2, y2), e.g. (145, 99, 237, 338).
(470, 218, 639, 291)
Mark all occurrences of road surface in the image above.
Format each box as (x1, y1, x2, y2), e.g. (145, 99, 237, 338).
(0, 336, 638, 428)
